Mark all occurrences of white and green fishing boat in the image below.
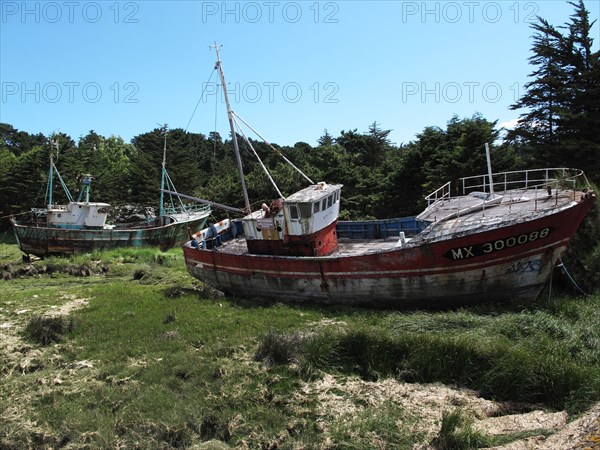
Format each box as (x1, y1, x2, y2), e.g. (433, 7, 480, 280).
(10, 135, 210, 259)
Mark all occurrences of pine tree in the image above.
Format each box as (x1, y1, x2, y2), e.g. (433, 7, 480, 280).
(509, 18, 567, 164)
(558, 1, 600, 174)
(510, 0, 600, 179)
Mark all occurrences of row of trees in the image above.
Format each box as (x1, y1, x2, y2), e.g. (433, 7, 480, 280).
(1, 1, 598, 227)
(0, 115, 519, 223)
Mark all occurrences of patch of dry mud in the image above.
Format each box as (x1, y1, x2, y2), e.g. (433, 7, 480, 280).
(0, 294, 96, 445)
(0, 294, 89, 373)
(297, 373, 600, 449)
(485, 402, 600, 450)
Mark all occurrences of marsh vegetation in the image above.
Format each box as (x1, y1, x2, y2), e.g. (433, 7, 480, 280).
(1, 240, 599, 449)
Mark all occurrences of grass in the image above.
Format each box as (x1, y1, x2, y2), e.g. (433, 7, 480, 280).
(0, 232, 20, 262)
(24, 315, 75, 345)
(1, 244, 599, 448)
(431, 410, 489, 449)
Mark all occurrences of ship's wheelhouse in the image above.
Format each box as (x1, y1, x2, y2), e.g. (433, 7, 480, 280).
(241, 183, 342, 256)
(284, 183, 342, 236)
(47, 202, 110, 229)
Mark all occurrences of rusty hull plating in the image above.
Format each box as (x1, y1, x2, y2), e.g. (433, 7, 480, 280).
(182, 168, 595, 308)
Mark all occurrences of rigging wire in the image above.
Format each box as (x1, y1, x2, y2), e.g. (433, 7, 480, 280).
(232, 111, 314, 185)
(231, 115, 284, 199)
(557, 257, 588, 296)
(185, 68, 217, 132)
(547, 264, 553, 302)
(213, 79, 219, 158)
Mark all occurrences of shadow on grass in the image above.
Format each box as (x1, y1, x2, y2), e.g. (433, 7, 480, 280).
(254, 293, 600, 415)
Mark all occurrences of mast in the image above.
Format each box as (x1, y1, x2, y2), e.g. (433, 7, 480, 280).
(485, 143, 494, 194)
(160, 126, 167, 219)
(45, 134, 74, 207)
(48, 148, 54, 209)
(211, 42, 251, 213)
(48, 137, 59, 208)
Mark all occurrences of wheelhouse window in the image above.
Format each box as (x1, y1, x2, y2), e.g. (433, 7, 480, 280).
(314, 201, 320, 213)
(289, 205, 299, 219)
(299, 203, 312, 218)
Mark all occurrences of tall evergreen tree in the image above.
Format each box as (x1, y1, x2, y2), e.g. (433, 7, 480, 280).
(509, 0, 600, 178)
(559, 1, 600, 174)
(509, 20, 565, 163)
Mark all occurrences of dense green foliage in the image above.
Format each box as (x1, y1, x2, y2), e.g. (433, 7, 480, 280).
(431, 410, 489, 450)
(0, 116, 524, 223)
(508, 0, 600, 173)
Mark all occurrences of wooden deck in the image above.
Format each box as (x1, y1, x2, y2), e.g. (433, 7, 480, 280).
(417, 188, 581, 223)
(194, 187, 584, 258)
(202, 235, 403, 257)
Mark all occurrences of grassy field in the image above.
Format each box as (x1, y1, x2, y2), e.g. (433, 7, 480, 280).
(1, 241, 599, 449)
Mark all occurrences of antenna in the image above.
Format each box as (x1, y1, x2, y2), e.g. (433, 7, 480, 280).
(156, 123, 168, 168)
(47, 134, 60, 208)
(51, 136, 59, 160)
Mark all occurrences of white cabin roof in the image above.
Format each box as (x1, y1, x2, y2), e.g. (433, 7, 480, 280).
(285, 183, 343, 203)
(48, 201, 111, 212)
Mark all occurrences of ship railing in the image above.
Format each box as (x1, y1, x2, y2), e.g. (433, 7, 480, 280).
(163, 203, 211, 216)
(459, 168, 587, 198)
(423, 168, 588, 215)
(337, 217, 429, 239)
(49, 204, 69, 211)
(425, 181, 452, 206)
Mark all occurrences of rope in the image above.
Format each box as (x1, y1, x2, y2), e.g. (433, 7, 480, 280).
(185, 68, 217, 132)
(232, 111, 314, 185)
(547, 264, 553, 302)
(231, 115, 284, 199)
(0, 210, 31, 219)
(557, 257, 588, 296)
(213, 80, 219, 158)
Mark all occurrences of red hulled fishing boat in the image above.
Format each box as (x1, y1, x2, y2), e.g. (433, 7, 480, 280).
(179, 46, 594, 308)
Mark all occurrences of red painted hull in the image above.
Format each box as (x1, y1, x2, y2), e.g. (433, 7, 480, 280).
(182, 195, 593, 308)
(246, 220, 338, 256)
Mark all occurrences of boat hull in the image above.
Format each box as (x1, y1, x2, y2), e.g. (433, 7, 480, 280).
(183, 198, 593, 308)
(12, 215, 210, 257)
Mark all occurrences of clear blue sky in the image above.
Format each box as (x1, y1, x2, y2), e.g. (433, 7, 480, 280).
(1, 1, 598, 146)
